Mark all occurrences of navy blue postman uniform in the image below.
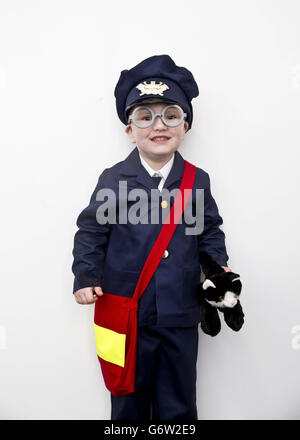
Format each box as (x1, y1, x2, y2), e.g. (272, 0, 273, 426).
(72, 146, 229, 420)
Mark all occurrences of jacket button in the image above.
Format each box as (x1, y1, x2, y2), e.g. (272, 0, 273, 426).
(162, 250, 169, 259)
(161, 200, 168, 209)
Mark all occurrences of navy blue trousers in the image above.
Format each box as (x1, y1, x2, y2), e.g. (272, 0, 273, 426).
(111, 325, 199, 420)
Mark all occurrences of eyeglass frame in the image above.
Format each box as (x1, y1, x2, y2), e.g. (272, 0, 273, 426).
(128, 104, 187, 128)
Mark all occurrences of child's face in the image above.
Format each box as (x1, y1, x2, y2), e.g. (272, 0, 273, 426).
(125, 102, 189, 162)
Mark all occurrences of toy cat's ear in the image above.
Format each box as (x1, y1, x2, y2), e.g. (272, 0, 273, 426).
(225, 272, 240, 281)
(202, 279, 216, 290)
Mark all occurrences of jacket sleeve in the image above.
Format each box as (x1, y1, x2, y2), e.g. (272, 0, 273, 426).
(198, 172, 229, 275)
(71, 169, 111, 293)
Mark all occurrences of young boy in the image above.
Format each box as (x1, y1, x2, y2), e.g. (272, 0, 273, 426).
(72, 55, 231, 420)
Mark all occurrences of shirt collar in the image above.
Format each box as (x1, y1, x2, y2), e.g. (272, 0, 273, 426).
(138, 151, 175, 181)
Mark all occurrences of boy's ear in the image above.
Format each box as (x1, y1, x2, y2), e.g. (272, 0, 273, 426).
(184, 120, 189, 132)
(125, 124, 136, 143)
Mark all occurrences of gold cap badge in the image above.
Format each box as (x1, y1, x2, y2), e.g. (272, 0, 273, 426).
(136, 81, 169, 96)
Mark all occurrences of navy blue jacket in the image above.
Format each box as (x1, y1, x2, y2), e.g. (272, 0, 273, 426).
(72, 147, 229, 327)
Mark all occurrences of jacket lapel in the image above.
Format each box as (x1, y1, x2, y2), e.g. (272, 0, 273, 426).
(163, 149, 185, 189)
(119, 146, 185, 191)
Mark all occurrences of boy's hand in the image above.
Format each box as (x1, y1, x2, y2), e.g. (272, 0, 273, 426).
(74, 286, 103, 304)
(221, 266, 232, 272)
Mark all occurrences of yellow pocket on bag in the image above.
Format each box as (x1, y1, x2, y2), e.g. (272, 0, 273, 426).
(94, 324, 126, 367)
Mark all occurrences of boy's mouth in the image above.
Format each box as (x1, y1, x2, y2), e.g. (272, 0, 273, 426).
(150, 136, 171, 143)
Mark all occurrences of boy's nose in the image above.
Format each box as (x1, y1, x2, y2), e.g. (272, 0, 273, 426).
(152, 115, 166, 129)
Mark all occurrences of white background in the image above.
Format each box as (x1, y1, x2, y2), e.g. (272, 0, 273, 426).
(0, 0, 299, 420)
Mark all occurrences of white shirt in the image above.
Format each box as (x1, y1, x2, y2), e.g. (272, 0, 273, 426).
(139, 152, 175, 192)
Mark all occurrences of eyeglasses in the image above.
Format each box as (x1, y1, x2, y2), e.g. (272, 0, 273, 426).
(128, 104, 187, 128)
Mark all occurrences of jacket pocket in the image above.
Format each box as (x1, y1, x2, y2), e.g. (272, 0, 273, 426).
(102, 267, 140, 298)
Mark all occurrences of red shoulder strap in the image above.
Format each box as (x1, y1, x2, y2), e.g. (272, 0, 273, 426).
(133, 160, 197, 302)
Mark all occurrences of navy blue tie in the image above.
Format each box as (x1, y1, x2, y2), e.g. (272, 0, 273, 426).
(152, 174, 162, 188)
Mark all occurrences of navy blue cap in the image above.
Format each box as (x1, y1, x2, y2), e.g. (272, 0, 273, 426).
(114, 55, 199, 131)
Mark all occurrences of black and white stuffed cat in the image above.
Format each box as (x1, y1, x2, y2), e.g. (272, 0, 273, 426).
(199, 251, 245, 336)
